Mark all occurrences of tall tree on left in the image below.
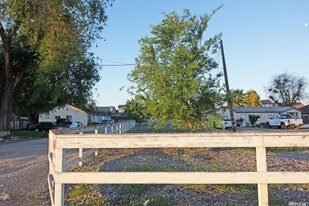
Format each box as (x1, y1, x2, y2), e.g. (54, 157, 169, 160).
(0, 0, 112, 132)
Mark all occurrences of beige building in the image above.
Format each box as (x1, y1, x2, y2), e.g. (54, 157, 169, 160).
(39, 105, 88, 126)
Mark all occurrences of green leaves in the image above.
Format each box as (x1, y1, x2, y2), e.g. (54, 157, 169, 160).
(129, 9, 223, 131)
(1, 0, 112, 119)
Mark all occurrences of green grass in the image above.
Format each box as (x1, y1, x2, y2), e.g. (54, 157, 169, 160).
(267, 147, 307, 153)
(67, 185, 90, 199)
(148, 197, 178, 206)
(181, 184, 256, 196)
(11, 130, 48, 138)
(126, 184, 155, 195)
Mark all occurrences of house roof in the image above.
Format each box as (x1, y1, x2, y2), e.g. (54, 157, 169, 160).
(66, 104, 87, 114)
(260, 99, 274, 104)
(292, 102, 304, 109)
(233, 106, 300, 113)
(95, 106, 117, 113)
(299, 105, 309, 114)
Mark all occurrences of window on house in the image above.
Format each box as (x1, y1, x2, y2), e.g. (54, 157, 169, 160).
(55, 116, 60, 119)
(66, 115, 72, 120)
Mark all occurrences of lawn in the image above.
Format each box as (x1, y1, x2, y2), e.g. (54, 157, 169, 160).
(11, 130, 49, 138)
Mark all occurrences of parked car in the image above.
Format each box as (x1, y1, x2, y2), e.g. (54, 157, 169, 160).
(56, 118, 79, 129)
(266, 114, 303, 129)
(221, 118, 233, 129)
(76, 121, 83, 127)
(101, 119, 114, 124)
(29, 122, 56, 132)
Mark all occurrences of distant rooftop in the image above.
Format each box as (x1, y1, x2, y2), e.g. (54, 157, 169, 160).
(233, 106, 299, 113)
(299, 104, 309, 114)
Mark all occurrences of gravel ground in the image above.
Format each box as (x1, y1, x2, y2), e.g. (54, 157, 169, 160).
(66, 147, 309, 206)
(0, 128, 308, 206)
(0, 138, 50, 206)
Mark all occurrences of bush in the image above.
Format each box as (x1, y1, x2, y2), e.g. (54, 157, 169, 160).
(248, 114, 260, 126)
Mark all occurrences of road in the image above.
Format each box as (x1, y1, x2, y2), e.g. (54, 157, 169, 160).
(0, 138, 50, 206)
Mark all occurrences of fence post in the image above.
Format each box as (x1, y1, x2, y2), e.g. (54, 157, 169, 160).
(54, 148, 65, 206)
(256, 145, 268, 206)
(118, 124, 122, 134)
(94, 126, 98, 156)
(79, 129, 84, 166)
(111, 123, 114, 133)
(104, 125, 108, 134)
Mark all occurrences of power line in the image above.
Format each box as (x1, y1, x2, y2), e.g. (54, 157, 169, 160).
(97, 58, 135, 67)
(99, 63, 135, 67)
(98, 58, 134, 65)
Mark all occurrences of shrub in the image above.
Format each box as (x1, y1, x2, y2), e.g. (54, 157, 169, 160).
(248, 114, 260, 126)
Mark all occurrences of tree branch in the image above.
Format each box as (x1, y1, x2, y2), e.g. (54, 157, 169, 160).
(0, 21, 6, 42)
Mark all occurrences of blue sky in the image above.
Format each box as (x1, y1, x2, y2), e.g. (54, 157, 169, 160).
(92, 0, 309, 107)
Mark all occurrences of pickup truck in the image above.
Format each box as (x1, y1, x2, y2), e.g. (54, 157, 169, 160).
(266, 114, 303, 129)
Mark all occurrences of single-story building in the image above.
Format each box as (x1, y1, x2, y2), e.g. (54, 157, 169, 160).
(299, 104, 309, 124)
(260, 99, 278, 107)
(221, 106, 302, 126)
(88, 111, 111, 124)
(39, 104, 88, 126)
(95, 106, 117, 114)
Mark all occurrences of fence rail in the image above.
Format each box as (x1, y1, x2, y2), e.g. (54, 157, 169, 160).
(48, 130, 309, 206)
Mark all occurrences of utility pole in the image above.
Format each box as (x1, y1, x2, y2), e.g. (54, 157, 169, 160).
(220, 39, 236, 132)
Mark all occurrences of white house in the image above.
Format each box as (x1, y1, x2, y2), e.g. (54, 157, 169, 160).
(39, 105, 88, 126)
(221, 106, 302, 126)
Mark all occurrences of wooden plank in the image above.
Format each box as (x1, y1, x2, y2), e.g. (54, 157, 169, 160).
(256, 147, 268, 206)
(54, 183, 64, 206)
(54, 148, 65, 206)
(56, 135, 264, 149)
(262, 135, 309, 147)
(55, 134, 308, 149)
(55, 172, 309, 184)
(78, 148, 83, 166)
(47, 174, 55, 206)
(258, 184, 268, 206)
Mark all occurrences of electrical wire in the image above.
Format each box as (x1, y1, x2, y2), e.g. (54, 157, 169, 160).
(98, 58, 134, 67)
(99, 63, 135, 67)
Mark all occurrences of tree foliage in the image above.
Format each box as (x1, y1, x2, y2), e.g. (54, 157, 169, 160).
(231, 89, 261, 107)
(231, 89, 245, 107)
(128, 9, 224, 131)
(266, 72, 307, 106)
(126, 97, 148, 124)
(0, 0, 112, 129)
(244, 90, 261, 107)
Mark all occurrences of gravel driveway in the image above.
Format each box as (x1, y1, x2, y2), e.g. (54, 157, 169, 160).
(0, 138, 50, 206)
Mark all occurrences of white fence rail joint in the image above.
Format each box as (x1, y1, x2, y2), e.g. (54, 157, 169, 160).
(48, 130, 308, 206)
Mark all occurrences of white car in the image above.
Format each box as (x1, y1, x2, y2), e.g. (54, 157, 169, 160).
(221, 118, 233, 129)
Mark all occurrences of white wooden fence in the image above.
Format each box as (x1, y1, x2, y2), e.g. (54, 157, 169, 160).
(48, 131, 309, 206)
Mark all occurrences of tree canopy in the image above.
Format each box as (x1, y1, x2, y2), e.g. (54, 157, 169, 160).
(0, 0, 112, 130)
(266, 72, 307, 106)
(231, 89, 261, 107)
(128, 9, 224, 131)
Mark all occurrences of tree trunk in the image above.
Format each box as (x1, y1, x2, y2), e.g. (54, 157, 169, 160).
(0, 25, 21, 133)
(0, 86, 14, 131)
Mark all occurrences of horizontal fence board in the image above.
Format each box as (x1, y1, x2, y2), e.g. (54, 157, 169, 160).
(55, 134, 309, 149)
(55, 171, 309, 184)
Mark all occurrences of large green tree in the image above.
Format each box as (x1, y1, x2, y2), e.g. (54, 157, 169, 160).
(231, 89, 245, 107)
(126, 97, 148, 124)
(266, 72, 307, 106)
(244, 89, 261, 107)
(0, 0, 111, 131)
(231, 89, 261, 107)
(128, 9, 224, 131)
